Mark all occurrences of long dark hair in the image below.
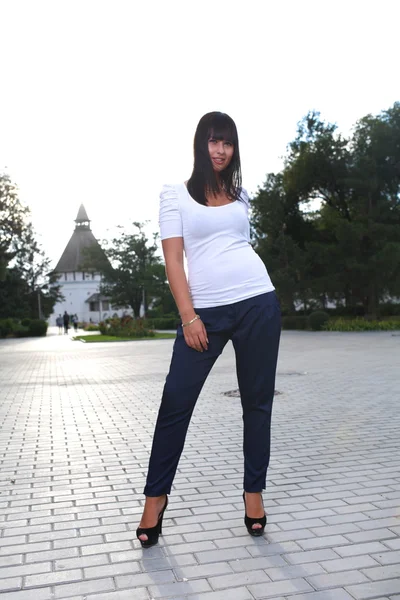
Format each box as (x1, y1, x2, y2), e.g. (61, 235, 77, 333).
(187, 112, 242, 205)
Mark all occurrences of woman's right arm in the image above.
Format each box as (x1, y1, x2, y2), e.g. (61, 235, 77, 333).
(162, 237, 208, 352)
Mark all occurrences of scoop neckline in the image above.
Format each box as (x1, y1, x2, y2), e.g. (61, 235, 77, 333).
(182, 182, 237, 208)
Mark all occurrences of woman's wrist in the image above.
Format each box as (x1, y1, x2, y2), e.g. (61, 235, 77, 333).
(180, 308, 196, 321)
(182, 314, 201, 328)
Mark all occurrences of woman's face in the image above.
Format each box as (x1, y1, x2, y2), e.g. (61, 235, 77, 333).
(208, 137, 234, 172)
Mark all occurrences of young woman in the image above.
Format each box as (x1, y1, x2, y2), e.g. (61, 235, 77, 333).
(136, 112, 281, 548)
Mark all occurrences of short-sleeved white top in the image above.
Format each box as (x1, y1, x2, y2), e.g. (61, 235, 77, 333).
(159, 183, 274, 308)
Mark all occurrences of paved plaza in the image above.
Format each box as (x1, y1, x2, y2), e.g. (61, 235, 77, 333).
(0, 329, 399, 600)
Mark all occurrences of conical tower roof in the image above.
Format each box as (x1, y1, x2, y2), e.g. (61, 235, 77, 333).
(75, 204, 90, 223)
(54, 205, 105, 272)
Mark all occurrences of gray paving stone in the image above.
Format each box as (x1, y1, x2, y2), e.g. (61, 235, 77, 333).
(24, 569, 83, 588)
(116, 570, 176, 589)
(141, 554, 197, 571)
(25, 548, 79, 563)
(228, 555, 287, 572)
(171, 590, 253, 600)
(148, 579, 212, 597)
(84, 590, 149, 600)
(345, 528, 398, 543)
(54, 578, 114, 599)
(265, 563, 326, 581)
(208, 569, 271, 589)
(307, 569, 370, 588)
(320, 555, 380, 572)
(0, 589, 53, 600)
(173, 561, 233, 580)
(195, 546, 251, 564)
(84, 561, 141, 578)
(334, 541, 390, 556)
(372, 550, 400, 565)
(288, 592, 354, 600)
(285, 549, 340, 564)
(1, 331, 399, 599)
(0, 577, 22, 592)
(248, 577, 314, 598)
(361, 564, 400, 580)
(346, 580, 400, 599)
(297, 534, 351, 550)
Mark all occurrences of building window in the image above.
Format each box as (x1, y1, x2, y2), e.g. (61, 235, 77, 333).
(90, 301, 100, 312)
(102, 301, 110, 311)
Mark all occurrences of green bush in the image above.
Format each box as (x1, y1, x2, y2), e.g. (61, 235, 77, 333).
(281, 316, 309, 330)
(14, 325, 30, 337)
(146, 316, 179, 330)
(309, 311, 330, 331)
(84, 324, 100, 331)
(0, 318, 15, 337)
(379, 302, 400, 317)
(99, 317, 155, 338)
(324, 318, 400, 332)
(28, 319, 48, 336)
(0, 318, 48, 337)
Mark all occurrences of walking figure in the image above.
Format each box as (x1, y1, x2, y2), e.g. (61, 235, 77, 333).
(56, 314, 63, 334)
(136, 112, 281, 548)
(63, 311, 69, 335)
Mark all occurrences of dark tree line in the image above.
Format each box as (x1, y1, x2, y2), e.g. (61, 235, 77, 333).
(250, 103, 400, 318)
(0, 172, 62, 319)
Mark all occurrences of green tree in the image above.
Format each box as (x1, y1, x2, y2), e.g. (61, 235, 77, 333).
(0, 173, 29, 280)
(14, 224, 63, 319)
(81, 222, 168, 318)
(251, 104, 400, 318)
(0, 172, 63, 319)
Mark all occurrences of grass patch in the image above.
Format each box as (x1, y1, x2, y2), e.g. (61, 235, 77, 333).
(73, 333, 176, 343)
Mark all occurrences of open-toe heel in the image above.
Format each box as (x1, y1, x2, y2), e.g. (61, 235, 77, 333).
(136, 496, 168, 548)
(243, 491, 266, 537)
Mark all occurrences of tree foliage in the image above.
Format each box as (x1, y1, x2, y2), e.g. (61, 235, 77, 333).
(251, 103, 400, 318)
(0, 172, 63, 319)
(81, 222, 171, 318)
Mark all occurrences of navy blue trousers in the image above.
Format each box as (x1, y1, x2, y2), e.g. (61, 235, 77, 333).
(144, 291, 281, 496)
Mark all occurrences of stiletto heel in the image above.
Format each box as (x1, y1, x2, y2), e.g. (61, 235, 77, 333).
(243, 492, 266, 537)
(136, 495, 168, 548)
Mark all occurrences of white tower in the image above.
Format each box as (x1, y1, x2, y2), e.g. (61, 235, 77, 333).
(50, 205, 130, 325)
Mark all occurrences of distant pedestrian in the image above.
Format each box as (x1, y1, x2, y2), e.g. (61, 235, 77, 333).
(56, 315, 63, 334)
(72, 314, 79, 332)
(63, 311, 70, 334)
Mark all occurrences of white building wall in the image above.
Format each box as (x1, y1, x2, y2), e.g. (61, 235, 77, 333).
(50, 272, 133, 325)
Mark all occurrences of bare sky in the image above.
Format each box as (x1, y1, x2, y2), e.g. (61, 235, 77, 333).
(1, 0, 399, 266)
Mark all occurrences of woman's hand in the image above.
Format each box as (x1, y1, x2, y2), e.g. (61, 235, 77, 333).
(183, 317, 209, 352)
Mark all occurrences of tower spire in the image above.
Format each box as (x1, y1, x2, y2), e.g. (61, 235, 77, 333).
(75, 204, 90, 230)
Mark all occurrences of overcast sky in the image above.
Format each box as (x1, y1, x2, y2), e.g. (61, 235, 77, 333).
(1, 0, 399, 266)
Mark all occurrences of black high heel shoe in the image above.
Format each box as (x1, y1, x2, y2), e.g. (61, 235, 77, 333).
(136, 495, 168, 548)
(243, 492, 267, 537)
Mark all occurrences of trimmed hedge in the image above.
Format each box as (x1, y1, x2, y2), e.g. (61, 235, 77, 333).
(309, 311, 330, 331)
(324, 318, 400, 332)
(281, 316, 308, 330)
(0, 318, 48, 338)
(146, 316, 179, 330)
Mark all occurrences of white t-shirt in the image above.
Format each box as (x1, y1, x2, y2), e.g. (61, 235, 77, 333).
(159, 182, 275, 308)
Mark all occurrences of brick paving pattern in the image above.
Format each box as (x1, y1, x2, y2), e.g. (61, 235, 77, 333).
(0, 329, 399, 600)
